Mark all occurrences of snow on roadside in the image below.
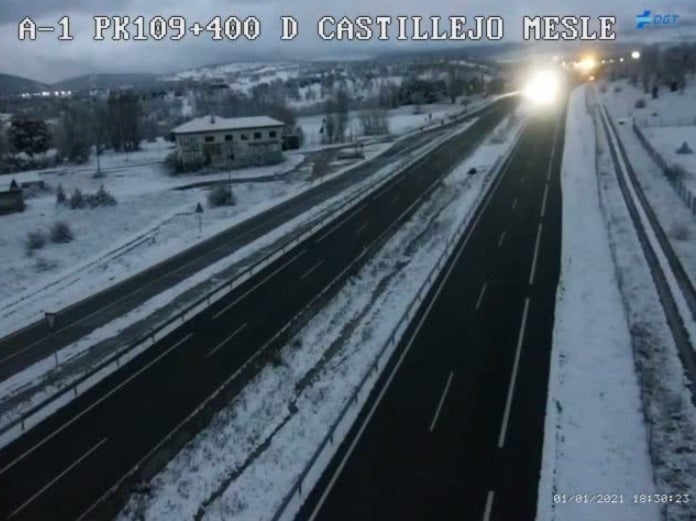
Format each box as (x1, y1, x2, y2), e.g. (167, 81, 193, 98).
(567, 86, 696, 521)
(598, 78, 696, 194)
(537, 86, 658, 521)
(0, 119, 477, 430)
(116, 109, 523, 521)
(598, 86, 696, 290)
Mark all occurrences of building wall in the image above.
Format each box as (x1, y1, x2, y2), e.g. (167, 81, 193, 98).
(175, 126, 283, 168)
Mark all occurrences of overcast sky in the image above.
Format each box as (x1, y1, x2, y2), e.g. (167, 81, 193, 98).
(1, 0, 694, 83)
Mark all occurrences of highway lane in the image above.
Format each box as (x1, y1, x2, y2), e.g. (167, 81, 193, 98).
(295, 101, 565, 521)
(0, 98, 516, 521)
(0, 102, 496, 381)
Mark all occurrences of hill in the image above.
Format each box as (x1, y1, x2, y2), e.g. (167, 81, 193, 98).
(53, 73, 160, 92)
(0, 73, 48, 97)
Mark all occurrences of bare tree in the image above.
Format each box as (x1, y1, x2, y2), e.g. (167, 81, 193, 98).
(359, 103, 389, 136)
(447, 65, 463, 104)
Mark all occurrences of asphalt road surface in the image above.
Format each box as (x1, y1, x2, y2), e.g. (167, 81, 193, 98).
(0, 100, 498, 382)
(295, 101, 566, 521)
(0, 98, 516, 521)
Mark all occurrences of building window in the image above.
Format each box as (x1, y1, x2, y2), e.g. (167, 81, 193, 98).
(241, 133, 249, 140)
(254, 132, 262, 139)
(204, 135, 214, 143)
(225, 134, 233, 142)
(269, 130, 277, 138)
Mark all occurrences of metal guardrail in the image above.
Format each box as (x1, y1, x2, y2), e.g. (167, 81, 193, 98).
(632, 120, 696, 216)
(269, 124, 524, 521)
(0, 100, 502, 451)
(635, 116, 696, 128)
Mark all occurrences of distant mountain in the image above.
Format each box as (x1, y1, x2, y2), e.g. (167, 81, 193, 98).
(53, 73, 160, 92)
(0, 73, 48, 97)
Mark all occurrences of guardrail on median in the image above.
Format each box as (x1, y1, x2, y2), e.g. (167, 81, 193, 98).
(632, 120, 696, 217)
(0, 99, 504, 451)
(270, 124, 524, 521)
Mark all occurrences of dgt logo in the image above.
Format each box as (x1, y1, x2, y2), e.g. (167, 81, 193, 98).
(635, 10, 679, 29)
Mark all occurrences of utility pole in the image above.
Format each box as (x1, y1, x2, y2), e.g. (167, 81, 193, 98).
(92, 98, 102, 178)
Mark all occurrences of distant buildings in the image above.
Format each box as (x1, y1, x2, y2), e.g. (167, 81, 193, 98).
(171, 114, 285, 169)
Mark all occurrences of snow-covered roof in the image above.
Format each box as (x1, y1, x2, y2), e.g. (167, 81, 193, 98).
(171, 115, 285, 134)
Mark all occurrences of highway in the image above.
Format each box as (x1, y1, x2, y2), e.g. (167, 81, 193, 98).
(0, 98, 516, 520)
(295, 101, 566, 521)
(0, 100, 496, 382)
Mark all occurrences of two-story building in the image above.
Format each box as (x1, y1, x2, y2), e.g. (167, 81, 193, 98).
(171, 114, 285, 169)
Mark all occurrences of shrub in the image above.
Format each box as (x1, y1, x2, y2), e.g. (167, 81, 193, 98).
(87, 185, 117, 207)
(70, 188, 85, 209)
(613, 86, 622, 93)
(676, 141, 693, 154)
(665, 164, 687, 181)
(25, 230, 46, 254)
(56, 184, 66, 205)
(634, 99, 646, 108)
(164, 151, 179, 174)
(670, 221, 690, 241)
(207, 185, 236, 207)
(50, 221, 74, 243)
(34, 256, 59, 272)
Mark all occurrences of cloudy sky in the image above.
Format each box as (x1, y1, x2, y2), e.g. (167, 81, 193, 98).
(1, 0, 694, 83)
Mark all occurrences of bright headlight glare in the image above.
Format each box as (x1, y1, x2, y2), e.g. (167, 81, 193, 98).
(523, 69, 561, 105)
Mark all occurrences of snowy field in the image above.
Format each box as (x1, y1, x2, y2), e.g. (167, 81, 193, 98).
(599, 78, 696, 194)
(298, 101, 471, 147)
(540, 85, 696, 521)
(116, 108, 524, 521)
(537, 86, 658, 521)
(0, 151, 313, 333)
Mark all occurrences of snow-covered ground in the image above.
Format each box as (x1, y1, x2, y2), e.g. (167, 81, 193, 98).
(2, 129, 422, 337)
(537, 86, 658, 521)
(116, 108, 524, 521)
(297, 101, 471, 147)
(0, 151, 310, 332)
(599, 82, 696, 291)
(599, 78, 696, 195)
(0, 121, 474, 437)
